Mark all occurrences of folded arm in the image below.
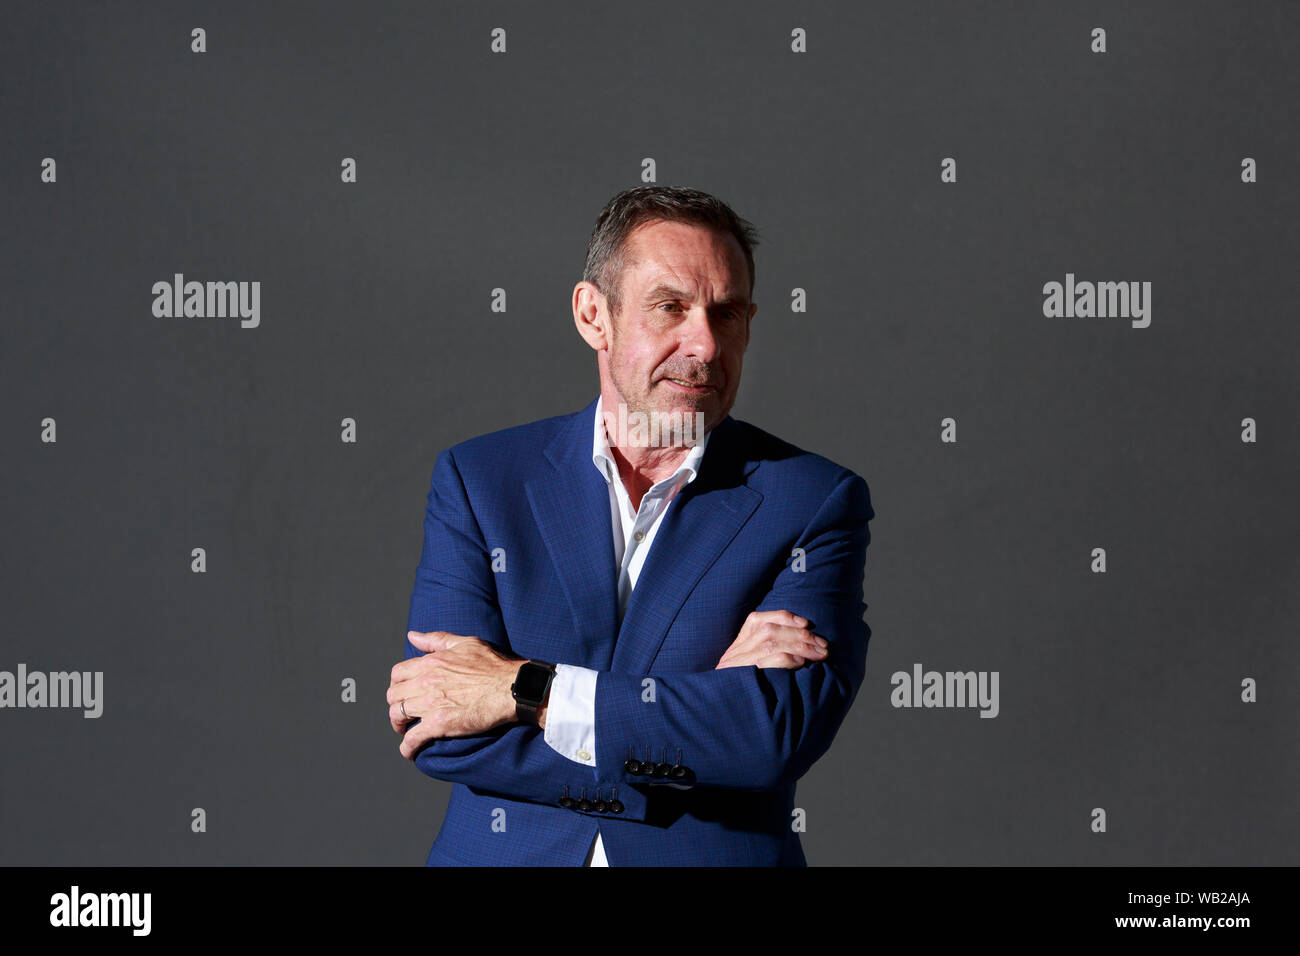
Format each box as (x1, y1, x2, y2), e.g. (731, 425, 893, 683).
(401, 448, 603, 809)
(591, 470, 873, 793)
(399, 448, 873, 815)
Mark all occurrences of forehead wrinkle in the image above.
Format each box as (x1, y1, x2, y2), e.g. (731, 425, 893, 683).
(641, 279, 748, 306)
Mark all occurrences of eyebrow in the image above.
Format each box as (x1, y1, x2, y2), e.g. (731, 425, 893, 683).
(642, 283, 749, 307)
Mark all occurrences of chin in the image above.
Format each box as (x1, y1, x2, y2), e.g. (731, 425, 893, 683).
(661, 393, 714, 415)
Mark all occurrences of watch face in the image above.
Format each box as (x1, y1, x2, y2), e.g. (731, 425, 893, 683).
(514, 662, 552, 703)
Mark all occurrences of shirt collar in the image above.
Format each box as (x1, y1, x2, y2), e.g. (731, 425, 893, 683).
(591, 395, 710, 488)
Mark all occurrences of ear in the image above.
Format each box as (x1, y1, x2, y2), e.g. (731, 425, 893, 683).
(573, 281, 611, 351)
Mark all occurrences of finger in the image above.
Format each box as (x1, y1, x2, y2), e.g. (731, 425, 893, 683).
(408, 630, 452, 651)
(390, 686, 438, 731)
(775, 635, 827, 662)
(776, 626, 828, 656)
(721, 642, 811, 669)
(753, 621, 815, 645)
(391, 646, 454, 686)
(747, 624, 821, 657)
(799, 634, 829, 656)
(389, 698, 420, 734)
(400, 714, 441, 759)
(748, 610, 809, 628)
(387, 672, 438, 706)
(720, 616, 817, 668)
(390, 653, 440, 683)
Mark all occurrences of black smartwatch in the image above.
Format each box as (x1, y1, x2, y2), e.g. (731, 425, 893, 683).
(511, 660, 557, 725)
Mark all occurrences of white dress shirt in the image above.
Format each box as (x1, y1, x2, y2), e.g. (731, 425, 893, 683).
(541, 396, 711, 866)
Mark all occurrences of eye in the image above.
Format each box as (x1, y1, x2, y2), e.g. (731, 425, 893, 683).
(658, 302, 682, 313)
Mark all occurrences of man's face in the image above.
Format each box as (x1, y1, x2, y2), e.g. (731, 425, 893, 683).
(583, 219, 756, 439)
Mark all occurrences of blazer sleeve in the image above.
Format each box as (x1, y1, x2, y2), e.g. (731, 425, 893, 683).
(405, 447, 613, 813)
(591, 469, 874, 793)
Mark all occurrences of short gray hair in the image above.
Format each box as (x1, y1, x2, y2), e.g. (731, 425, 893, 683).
(581, 185, 760, 316)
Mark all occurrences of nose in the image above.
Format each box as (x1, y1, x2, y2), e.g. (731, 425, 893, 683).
(680, 307, 722, 364)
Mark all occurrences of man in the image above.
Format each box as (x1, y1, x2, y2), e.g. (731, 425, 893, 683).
(387, 185, 875, 866)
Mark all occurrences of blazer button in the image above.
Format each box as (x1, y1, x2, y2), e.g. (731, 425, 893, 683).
(594, 798, 607, 813)
(624, 758, 643, 774)
(652, 763, 671, 778)
(559, 795, 575, 808)
(578, 796, 593, 812)
(669, 750, 688, 779)
(609, 799, 624, 813)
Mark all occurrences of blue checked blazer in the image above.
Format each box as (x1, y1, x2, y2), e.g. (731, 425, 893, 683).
(405, 396, 874, 866)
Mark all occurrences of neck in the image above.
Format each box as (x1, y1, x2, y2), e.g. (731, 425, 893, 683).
(599, 398, 707, 510)
(608, 438, 693, 494)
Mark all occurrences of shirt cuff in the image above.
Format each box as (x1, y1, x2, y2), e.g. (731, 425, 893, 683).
(543, 663, 597, 766)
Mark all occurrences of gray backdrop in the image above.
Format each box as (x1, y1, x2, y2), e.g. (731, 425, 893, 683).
(1, 1, 1296, 865)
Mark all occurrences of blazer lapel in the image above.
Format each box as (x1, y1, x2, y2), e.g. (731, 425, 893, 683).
(525, 399, 621, 670)
(611, 415, 763, 675)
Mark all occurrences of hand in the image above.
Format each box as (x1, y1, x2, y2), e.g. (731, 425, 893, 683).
(388, 631, 523, 759)
(715, 610, 828, 670)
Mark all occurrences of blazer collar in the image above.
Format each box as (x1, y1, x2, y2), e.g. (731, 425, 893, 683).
(528, 397, 762, 673)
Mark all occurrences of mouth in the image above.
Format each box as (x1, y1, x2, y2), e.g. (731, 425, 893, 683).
(663, 378, 717, 394)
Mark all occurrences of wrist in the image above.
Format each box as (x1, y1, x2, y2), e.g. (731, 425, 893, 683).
(502, 659, 522, 724)
(507, 658, 555, 728)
